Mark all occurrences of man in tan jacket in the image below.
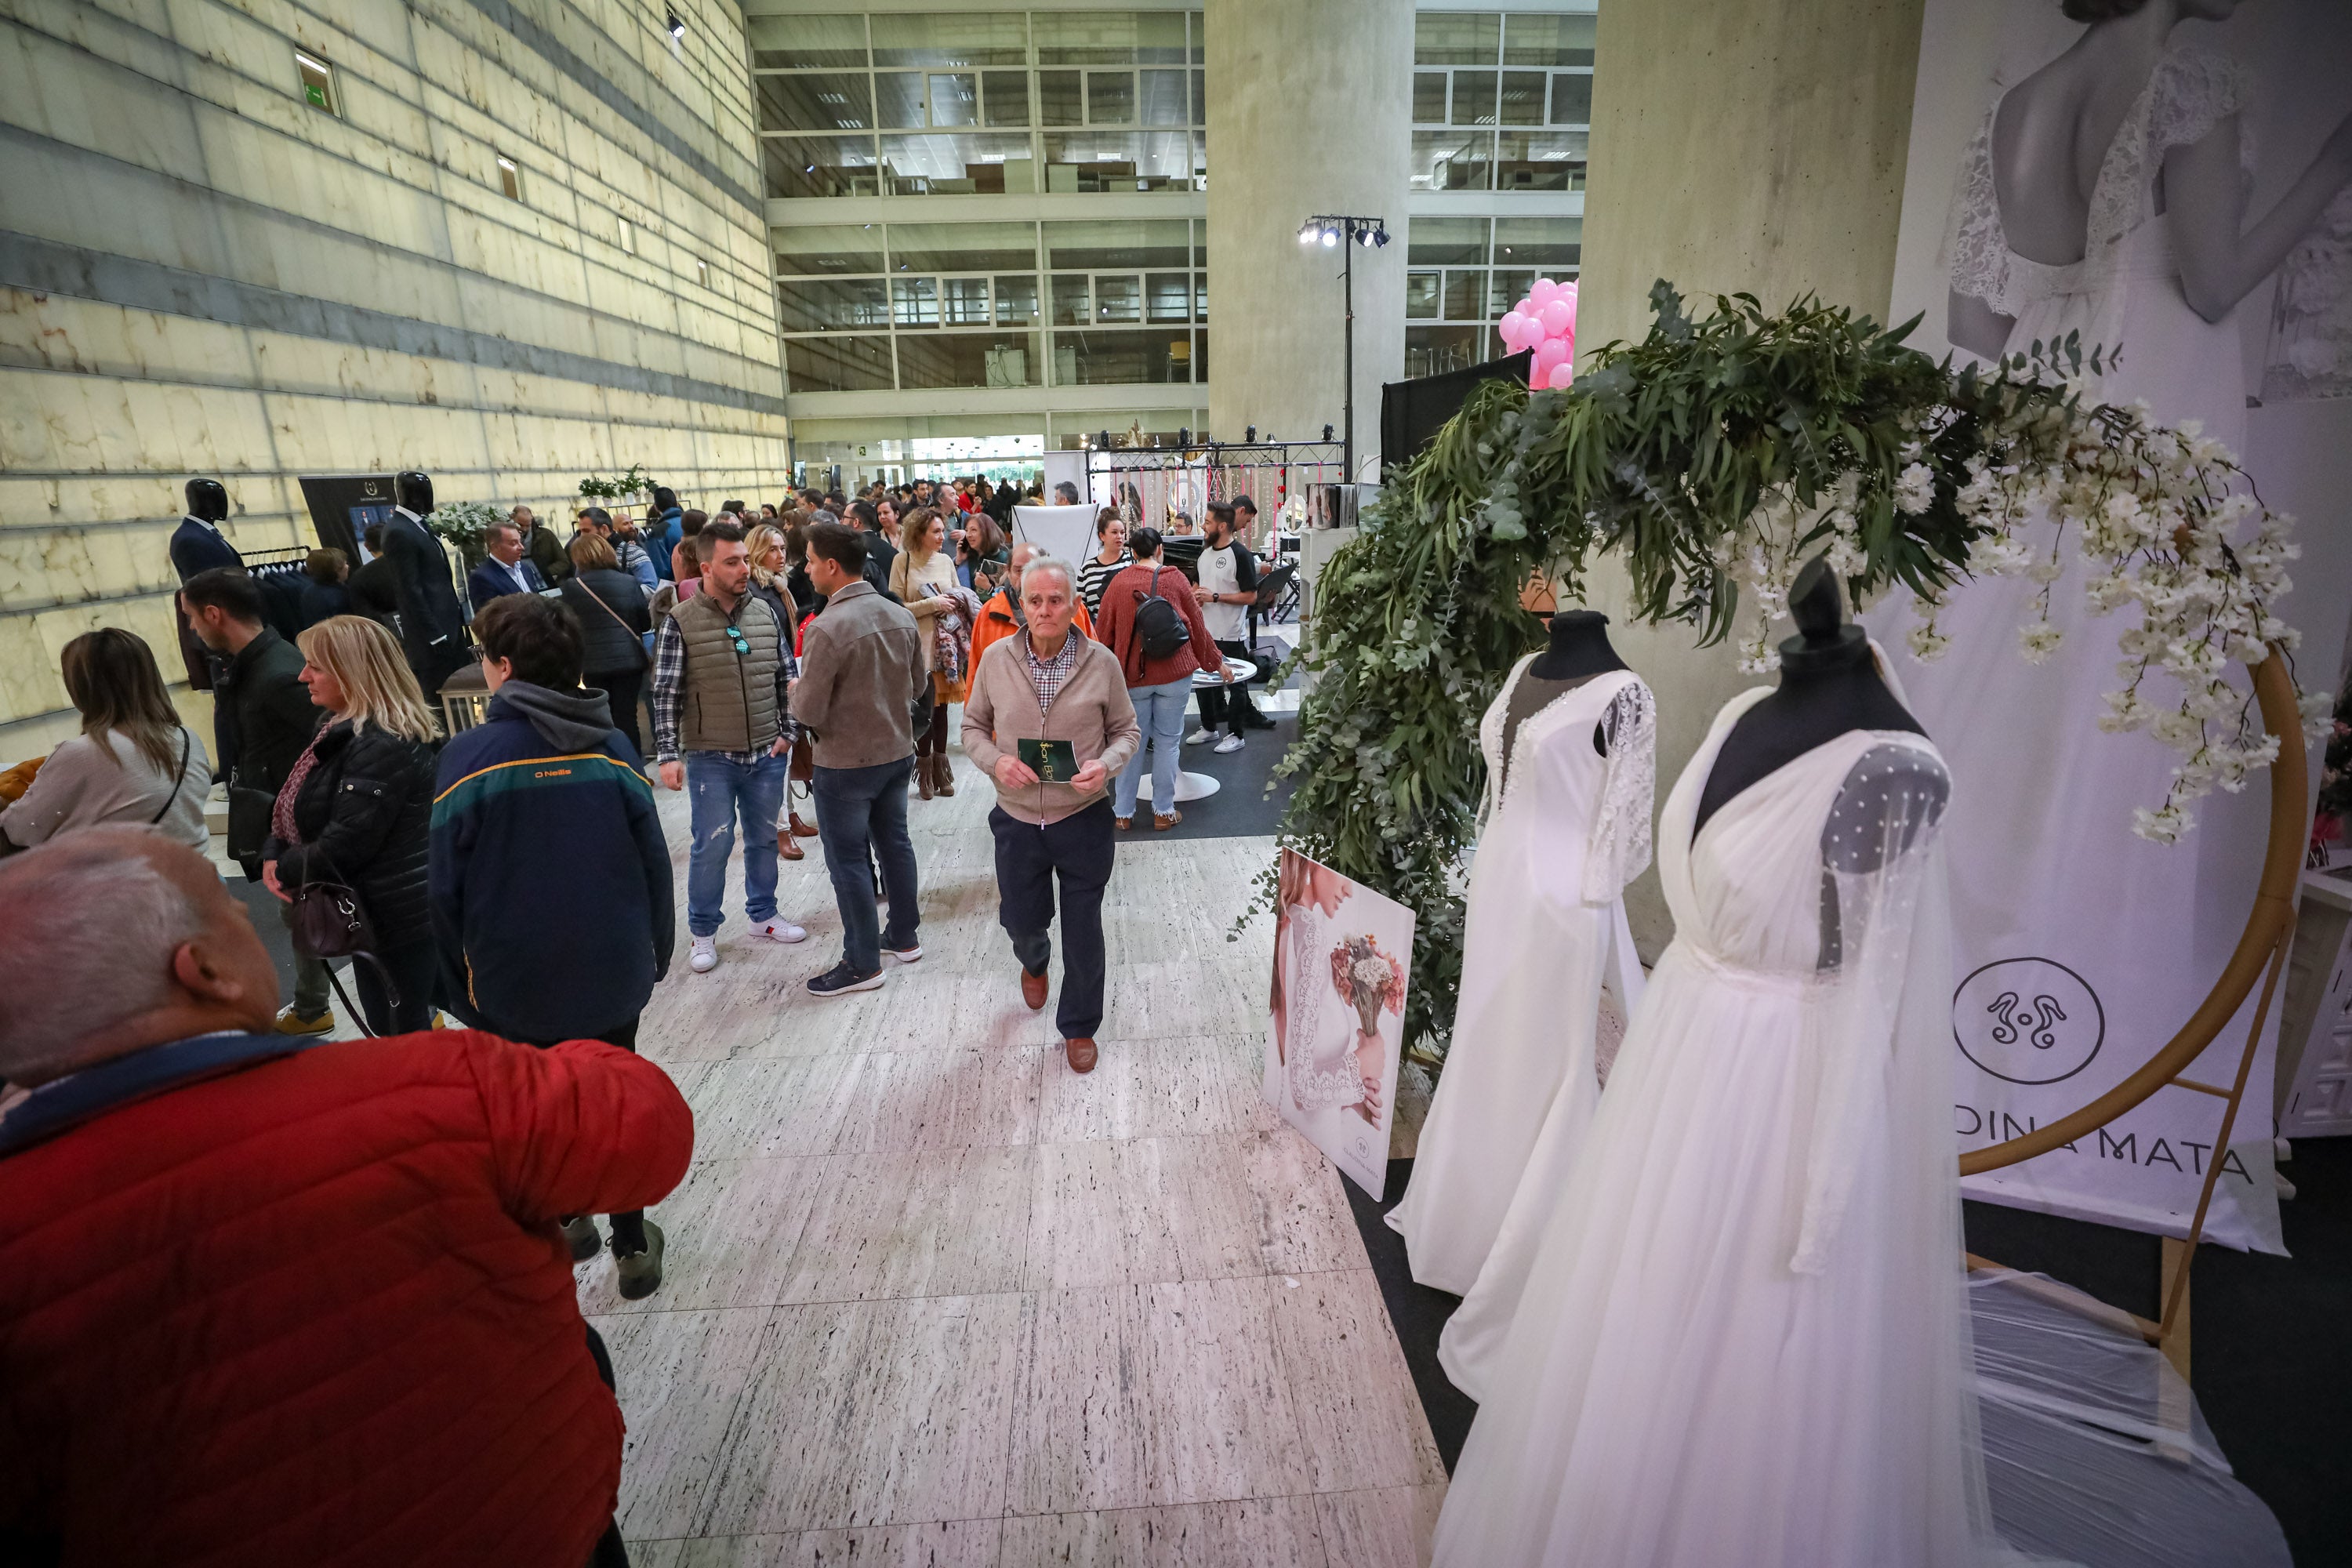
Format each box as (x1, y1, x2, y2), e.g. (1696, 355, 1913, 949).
(960, 556, 1142, 1073)
(789, 522, 930, 998)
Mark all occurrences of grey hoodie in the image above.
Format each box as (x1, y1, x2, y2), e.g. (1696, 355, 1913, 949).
(488, 680, 619, 752)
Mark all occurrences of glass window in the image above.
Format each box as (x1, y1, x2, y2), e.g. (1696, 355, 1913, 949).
(1494, 216, 1582, 270)
(1500, 71, 1547, 126)
(1450, 71, 1497, 126)
(1489, 269, 1535, 317)
(1036, 11, 1186, 65)
(495, 153, 521, 201)
(1193, 270, 1207, 321)
(750, 14, 866, 70)
(892, 276, 939, 327)
(996, 274, 1040, 325)
(1038, 70, 1083, 125)
(777, 277, 891, 331)
(1413, 71, 1447, 123)
(1191, 67, 1205, 125)
(898, 332, 1044, 390)
(1443, 270, 1483, 321)
(773, 223, 886, 274)
(888, 221, 1038, 274)
(1145, 272, 1191, 322)
(786, 334, 892, 392)
(1046, 219, 1190, 270)
(1139, 69, 1189, 126)
(1414, 12, 1498, 66)
(875, 72, 925, 129)
(1043, 131, 1192, 191)
(1193, 326, 1206, 380)
(1054, 329, 1191, 384)
(1051, 274, 1091, 325)
(1504, 13, 1596, 68)
(1497, 129, 1585, 191)
(1087, 71, 1135, 124)
(942, 276, 993, 325)
(1406, 271, 1441, 319)
(869, 12, 1027, 67)
(1407, 216, 1488, 268)
(930, 73, 978, 126)
(879, 132, 1036, 194)
(757, 73, 873, 133)
(1406, 325, 1486, 379)
(982, 71, 1029, 126)
(296, 50, 339, 116)
(763, 136, 881, 199)
(1553, 72, 1593, 125)
(1410, 128, 1494, 191)
(1094, 274, 1142, 323)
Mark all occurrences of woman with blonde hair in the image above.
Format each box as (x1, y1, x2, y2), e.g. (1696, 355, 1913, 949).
(262, 615, 441, 1035)
(891, 507, 978, 799)
(0, 628, 210, 854)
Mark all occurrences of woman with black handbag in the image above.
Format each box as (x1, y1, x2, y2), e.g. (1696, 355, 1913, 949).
(262, 615, 441, 1036)
(560, 532, 654, 759)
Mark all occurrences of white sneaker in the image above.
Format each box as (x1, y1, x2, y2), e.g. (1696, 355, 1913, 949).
(1213, 733, 1246, 754)
(751, 918, 808, 944)
(883, 942, 922, 964)
(1184, 726, 1212, 745)
(689, 935, 719, 972)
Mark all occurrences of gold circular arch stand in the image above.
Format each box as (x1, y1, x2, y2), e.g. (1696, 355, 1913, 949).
(1961, 649, 2308, 1374)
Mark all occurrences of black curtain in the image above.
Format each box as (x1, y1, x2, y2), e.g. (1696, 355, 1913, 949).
(1379, 350, 1534, 476)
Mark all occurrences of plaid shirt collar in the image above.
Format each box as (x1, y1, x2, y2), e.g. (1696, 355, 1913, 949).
(1022, 627, 1082, 713)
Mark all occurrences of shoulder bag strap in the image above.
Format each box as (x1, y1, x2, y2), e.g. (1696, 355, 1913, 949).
(574, 575, 637, 639)
(148, 730, 193, 825)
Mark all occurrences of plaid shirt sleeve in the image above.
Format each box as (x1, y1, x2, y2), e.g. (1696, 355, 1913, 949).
(651, 614, 688, 762)
(770, 600, 799, 742)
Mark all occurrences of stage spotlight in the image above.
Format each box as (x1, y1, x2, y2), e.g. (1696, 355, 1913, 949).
(1298, 223, 1317, 245)
(1320, 227, 1338, 248)
(666, 9, 684, 39)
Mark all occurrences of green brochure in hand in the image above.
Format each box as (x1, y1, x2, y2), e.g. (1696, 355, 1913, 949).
(1018, 737, 1080, 782)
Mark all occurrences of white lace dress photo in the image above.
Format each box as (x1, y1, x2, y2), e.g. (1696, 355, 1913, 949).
(1384, 659, 1653, 1298)
(1431, 688, 2007, 1568)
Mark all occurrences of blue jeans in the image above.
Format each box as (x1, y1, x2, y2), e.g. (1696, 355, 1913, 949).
(684, 751, 789, 938)
(1115, 677, 1192, 818)
(812, 757, 920, 974)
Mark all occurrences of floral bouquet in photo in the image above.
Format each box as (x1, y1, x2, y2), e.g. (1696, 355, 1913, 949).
(1331, 934, 1406, 1040)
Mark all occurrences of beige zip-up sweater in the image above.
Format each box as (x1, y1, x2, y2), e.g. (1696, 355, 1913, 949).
(960, 630, 1142, 826)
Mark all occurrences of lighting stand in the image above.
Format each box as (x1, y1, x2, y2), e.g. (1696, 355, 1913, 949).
(1298, 215, 1389, 484)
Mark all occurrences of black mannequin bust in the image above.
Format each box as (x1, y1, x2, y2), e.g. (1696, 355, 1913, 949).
(1501, 610, 1631, 778)
(1693, 559, 1926, 838)
(169, 477, 243, 583)
(382, 469, 469, 695)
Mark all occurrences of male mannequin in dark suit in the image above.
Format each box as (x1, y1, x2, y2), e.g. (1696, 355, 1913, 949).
(383, 470, 470, 698)
(466, 520, 550, 612)
(169, 477, 244, 692)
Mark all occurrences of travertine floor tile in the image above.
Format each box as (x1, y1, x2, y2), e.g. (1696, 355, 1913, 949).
(996, 1494, 1328, 1567)
(824, 1047, 1047, 1153)
(1034, 1033, 1275, 1143)
(1270, 1272, 1447, 1493)
(1007, 1284, 1154, 1516)
(1025, 1136, 1258, 1291)
(574, 1157, 822, 1315)
(1139, 1276, 1312, 1508)
(698, 1294, 1022, 1534)
(1312, 1484, 1446, 1568)
(599, 1307, 775, 1541)
(780, 1145, 1034, 1303)
(673, 1519, 1002, 1566)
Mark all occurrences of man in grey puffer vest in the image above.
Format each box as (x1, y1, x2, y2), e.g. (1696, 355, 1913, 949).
(651, 518, 805, 974)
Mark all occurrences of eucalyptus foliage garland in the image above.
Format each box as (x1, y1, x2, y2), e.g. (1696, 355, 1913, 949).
(1250, 284, 2320, 1067)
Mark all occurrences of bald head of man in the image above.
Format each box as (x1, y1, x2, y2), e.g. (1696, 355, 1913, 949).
(0, 829, 280, 1087)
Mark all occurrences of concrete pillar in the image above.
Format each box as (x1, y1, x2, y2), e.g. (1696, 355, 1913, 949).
(1204, 0, 1410, 479)
(1571, 0, 1926, 955)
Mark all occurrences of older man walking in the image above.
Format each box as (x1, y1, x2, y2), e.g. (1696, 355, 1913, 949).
(788, 521, 929, 999)
(961, 555, 1140, 1073)
(970, 539, 1095, 673)
(0, 829, 691, 1566)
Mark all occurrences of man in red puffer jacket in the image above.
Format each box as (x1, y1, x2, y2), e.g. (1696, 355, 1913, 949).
(0, 828, 693, 1568)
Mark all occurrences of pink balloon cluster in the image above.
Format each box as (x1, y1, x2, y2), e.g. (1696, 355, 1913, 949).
(1497, 278, 1579, 390)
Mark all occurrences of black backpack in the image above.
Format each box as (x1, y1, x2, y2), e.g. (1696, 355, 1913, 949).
(1133, 566, 1189, 662)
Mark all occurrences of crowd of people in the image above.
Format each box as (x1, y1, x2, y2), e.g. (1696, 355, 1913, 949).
(0, 467, 1284, 1563)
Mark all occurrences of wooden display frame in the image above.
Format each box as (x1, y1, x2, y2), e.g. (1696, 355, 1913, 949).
(1960, 649, 2307, 1379)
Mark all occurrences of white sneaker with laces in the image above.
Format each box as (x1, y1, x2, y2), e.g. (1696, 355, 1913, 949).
(1213, 733, 1246, 754)
(1184, 726, 1212, 745)
(690, 935, 719, 972)
(752, 918, 808, 944)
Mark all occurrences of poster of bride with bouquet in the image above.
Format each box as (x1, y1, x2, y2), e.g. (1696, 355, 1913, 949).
(1265, 848, 1414, 1200)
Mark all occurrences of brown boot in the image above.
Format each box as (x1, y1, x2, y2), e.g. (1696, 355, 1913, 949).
(1064, 1036, 1098, 1074)
(776, 826, 804, 861)
(790, 810, 818, 838)
(935, 753, 956, 796)
(916, 753, 935, 800)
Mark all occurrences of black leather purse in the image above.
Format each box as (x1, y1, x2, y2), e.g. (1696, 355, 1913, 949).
(289, 849, 397, 1035)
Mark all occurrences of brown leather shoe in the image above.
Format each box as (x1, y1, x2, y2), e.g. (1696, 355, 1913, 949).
(1154, 810, 1182, 830)
(1064, 1036, 1098, 1073)
(1021, 967, 1049, 1011)
(776, 827, 804, 861)
(1115, 816, 1133, 831)
(935, 755, 956, 796)
(790, 811, 818, 838)
(916, 756, 935, 800)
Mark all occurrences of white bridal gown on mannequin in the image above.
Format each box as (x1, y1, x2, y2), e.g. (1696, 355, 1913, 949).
(1384, 659, 1653, 1296)
(1432, 687, 2005, 1568)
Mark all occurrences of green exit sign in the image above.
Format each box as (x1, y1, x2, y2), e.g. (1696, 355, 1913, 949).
(304, 82, 327, 107)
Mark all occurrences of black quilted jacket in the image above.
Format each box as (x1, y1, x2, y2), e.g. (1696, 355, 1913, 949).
(264, 720, 438, 952)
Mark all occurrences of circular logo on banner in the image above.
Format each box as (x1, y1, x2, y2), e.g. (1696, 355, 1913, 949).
(1953, 958, 2105, 1085)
